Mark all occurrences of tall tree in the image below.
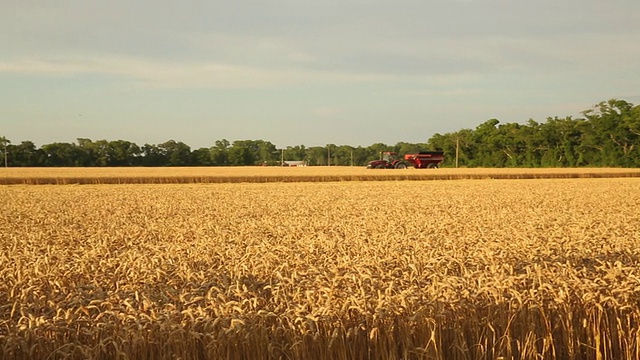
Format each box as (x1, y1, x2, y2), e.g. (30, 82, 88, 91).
(41, 142, 84, 166)
(284, 145, 307, 163)
(141, 144, 166, 166)
(256, 140, 278, 165)
(210, 139, 230, 166)
(159, 140, 191, 166)
(470, 119, 500, 167)
(427, 133, 457, 167)
(107, 140, 141, 166)
(0, 136, 9, 167)
(582, 99, 639, 166)
(10, 141, 46, 166)
(305, 146, 328, 166)
(228, 140, 257, 166)
(190, 148, 213, 166)
(494, 123, 526, 167)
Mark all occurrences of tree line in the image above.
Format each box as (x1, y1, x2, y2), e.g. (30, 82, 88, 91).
(0, 137, 429, 167)
(429, 99, 640, 167)
(1, 99, 638, 167)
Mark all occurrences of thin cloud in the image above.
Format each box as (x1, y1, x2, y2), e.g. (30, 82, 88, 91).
(390, 88, 483, 97)
(311, 106, 345, 118)
(0, 56, 398, 89)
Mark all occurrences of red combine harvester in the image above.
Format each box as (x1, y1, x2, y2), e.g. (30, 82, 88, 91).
(367, 151, 444, 169)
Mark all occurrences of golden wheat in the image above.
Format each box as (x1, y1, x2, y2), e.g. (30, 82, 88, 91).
(1, 166, 640, 185)
(1, 178, 640, 359)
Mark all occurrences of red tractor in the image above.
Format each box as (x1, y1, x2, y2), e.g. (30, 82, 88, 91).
(367, 151, 444, 169)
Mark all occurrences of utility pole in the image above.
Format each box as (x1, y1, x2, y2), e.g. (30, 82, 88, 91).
(350, 149, 354, 166)
(327, 146, 330, 166)
(281, 148, 284, 166)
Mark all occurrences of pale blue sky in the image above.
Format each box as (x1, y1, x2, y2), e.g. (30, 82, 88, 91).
(2, 0, 639, 148)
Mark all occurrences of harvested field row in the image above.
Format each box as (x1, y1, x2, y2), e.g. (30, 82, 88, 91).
(2, 167, 640, 184)
(2, 178, 640, 359)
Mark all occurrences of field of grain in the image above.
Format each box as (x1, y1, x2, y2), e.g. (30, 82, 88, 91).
(1, 166, 640, 185)
(2, 178, 640, 359)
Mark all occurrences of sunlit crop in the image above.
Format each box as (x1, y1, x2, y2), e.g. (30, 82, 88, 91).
(1, 178, 640, 359)
(1, 166, 640, 185)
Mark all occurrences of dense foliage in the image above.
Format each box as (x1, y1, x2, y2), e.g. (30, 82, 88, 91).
(1, 99, 638, 167)
(430, 99, 640, 168)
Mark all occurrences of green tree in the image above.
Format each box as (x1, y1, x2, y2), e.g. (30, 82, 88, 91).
(141, 144, 166, 166)
(495, 122, 526, 167)
(305, 146, 328, 166)
(10, 141, 46, 166)
(471, 119, 501, 167)
(0, 136, 9, 167)
(520, 120, 543, 167)
(76, 138, 99, 166)
(428, 133, 457, 167)
(228, 140, 257, 166)
(210, 139, 230, 166)
(158, 140, 191, 166)
(352, 146, 370, 166)
(256, 140, 278, 165)
(190, 148, 213, 166)
(581, 99, 640, 166)
(108, 140, 141, 166)
(454, 129, 475, 168)
(330, 145, 355, 166)
(41, 142, 84, 166)
(366, 143, 390, 162)
(285, 145, 307, 163)
(393, 142, 428, 156)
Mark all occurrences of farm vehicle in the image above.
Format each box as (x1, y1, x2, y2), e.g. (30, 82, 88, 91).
(367, 151, 444, 169)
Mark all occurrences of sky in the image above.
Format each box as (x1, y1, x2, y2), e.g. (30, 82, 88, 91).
(1, 0, 639, 149)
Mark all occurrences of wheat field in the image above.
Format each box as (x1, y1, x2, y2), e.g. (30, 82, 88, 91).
(1, 166, 640, 184)
(1, 178, 640, 359)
